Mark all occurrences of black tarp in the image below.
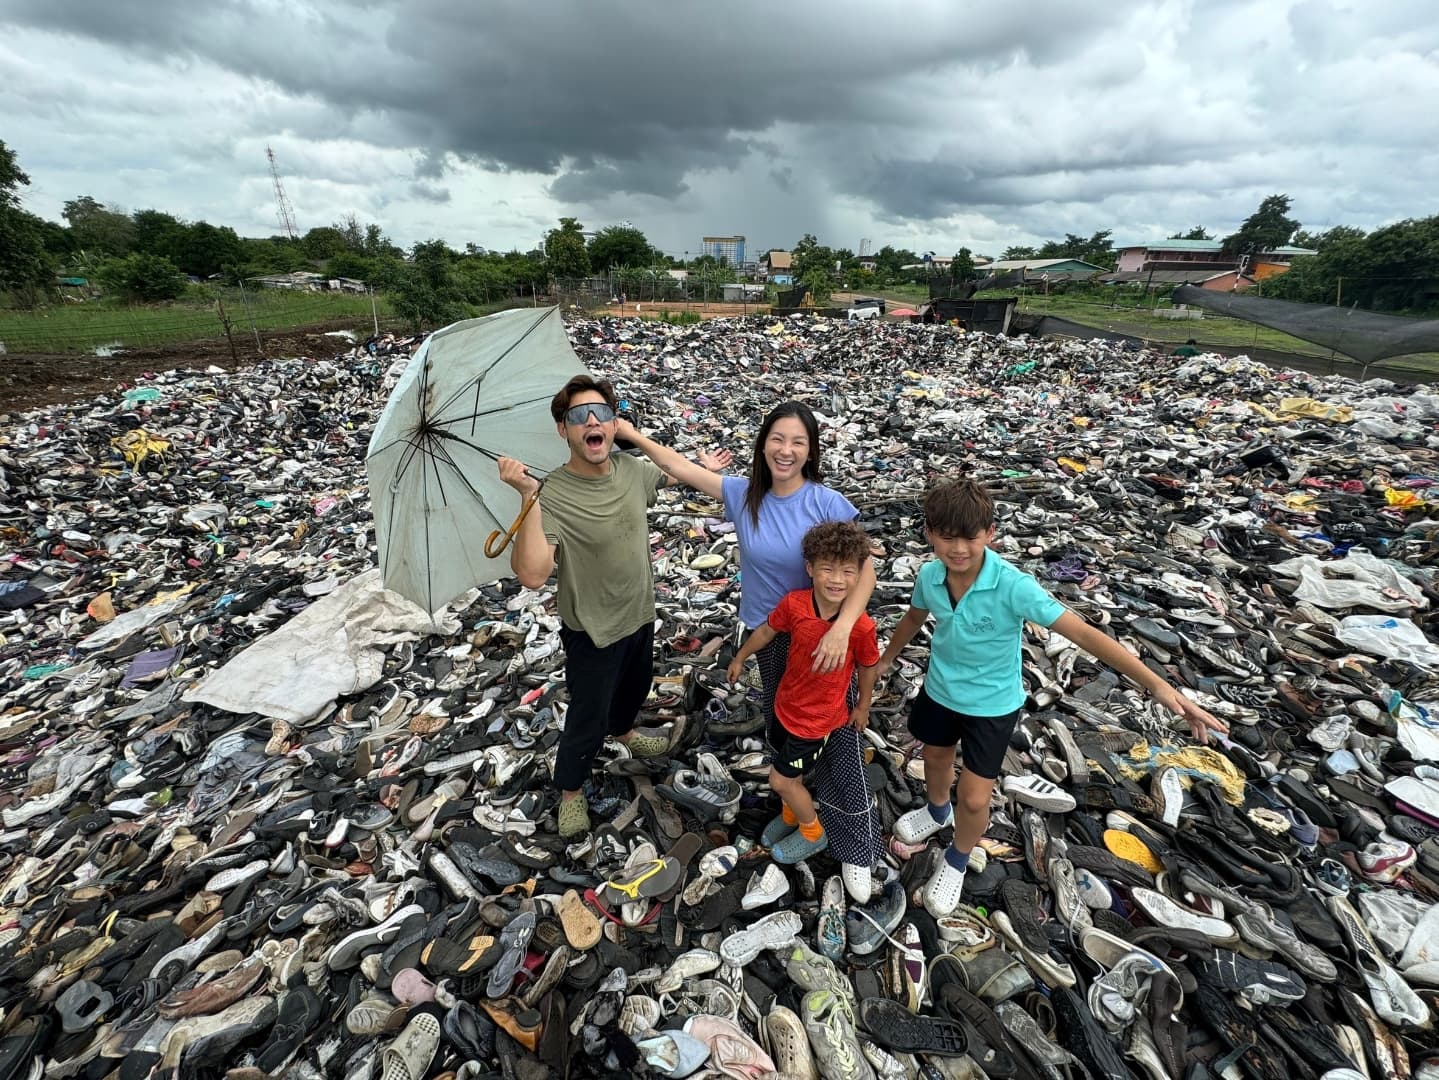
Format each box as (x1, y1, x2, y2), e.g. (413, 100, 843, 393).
(1172, 286, 1439, 364)
(918, 298, 1017, 334)
(928, 277, 977, 300)
(775, 284, 808, 309)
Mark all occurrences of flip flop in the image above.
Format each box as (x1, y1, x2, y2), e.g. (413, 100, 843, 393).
(598, 832, 703, 906)
(485, 910, 536, 999)
(585, 887, 661, 929)
(558, 889, 602, 950)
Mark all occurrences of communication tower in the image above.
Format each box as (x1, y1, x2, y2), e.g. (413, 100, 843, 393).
(266, 146, 299, 240)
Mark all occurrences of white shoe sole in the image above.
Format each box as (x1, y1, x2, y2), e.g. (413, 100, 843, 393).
(719, 910, 804, 967)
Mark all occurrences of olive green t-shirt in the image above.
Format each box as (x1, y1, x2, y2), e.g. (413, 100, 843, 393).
(539, 452, 662, 648)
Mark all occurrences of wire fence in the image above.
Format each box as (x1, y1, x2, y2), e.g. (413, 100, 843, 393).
(0, 289, 392, 355)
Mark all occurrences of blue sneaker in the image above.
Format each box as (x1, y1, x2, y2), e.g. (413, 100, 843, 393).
(817, 875, 846, 962)
(773, 826, 829, 864)
(761, 813, 795, 847)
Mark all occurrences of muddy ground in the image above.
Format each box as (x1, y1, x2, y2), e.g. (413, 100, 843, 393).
(0, 322, 371, 414)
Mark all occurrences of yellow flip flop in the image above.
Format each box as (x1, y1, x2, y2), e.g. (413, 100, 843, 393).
(1103, 829, 1163, 874)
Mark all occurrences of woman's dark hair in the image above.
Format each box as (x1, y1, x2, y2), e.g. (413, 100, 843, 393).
(744, 400, 822, 528)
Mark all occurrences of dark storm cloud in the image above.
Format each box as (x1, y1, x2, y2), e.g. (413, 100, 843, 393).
(6, 0, 1438, 249)
(5, 0, 1131, 209)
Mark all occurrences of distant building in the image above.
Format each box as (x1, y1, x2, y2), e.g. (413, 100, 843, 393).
(762, 250, 793, 285)
(985, 258, 1107, 277)
(1115, 239, 1315, 279)
(702, 235, 746, 268)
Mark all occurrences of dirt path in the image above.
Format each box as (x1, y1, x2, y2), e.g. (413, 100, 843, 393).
(0, 321, 369, 414)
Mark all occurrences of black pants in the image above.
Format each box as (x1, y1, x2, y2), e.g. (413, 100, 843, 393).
(554, 621, 655, 792)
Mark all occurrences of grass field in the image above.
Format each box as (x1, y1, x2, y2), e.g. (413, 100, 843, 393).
(871, 286, 1439, 375)
(0, 290, 394, 354)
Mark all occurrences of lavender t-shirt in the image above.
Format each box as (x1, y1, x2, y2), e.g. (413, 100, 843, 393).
(721, 477, 860, 628)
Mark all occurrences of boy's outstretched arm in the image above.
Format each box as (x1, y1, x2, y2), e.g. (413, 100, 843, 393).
(726, 621, 778, 684)
(877, 605, 930, 677)
(1049, 611, 1229, 743)
(851, 662, 879, 732)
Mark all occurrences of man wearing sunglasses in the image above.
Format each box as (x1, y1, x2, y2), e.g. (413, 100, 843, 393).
(498, 375, 672, 839)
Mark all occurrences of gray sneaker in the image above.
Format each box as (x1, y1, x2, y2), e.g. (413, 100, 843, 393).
(801, 990, 875, 1080)
(846, 879, 906, 956)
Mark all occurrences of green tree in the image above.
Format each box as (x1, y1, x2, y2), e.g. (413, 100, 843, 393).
(791, 234, 837, 280)
(0, 140, 53, 305)
(63, 195, 136, 256)
(951, 248, 976, 280)
(544, 217, 590, 281)
(170, 221, 242, 278)
(1223, 194, 1300, 257)
(1292, 225, 1365, 251)
(587, 225, 655, 271)
(800, 266, 833, 305)
(302, 226, 350, 260)
(362, 223, 400, 259)
(1168, 226, 1213, 240)
(335, 215, 366, 251)
(1001, 245, 1037, 260)
(132, 209, 184, 258)
(98, 252, 187, 301)
(326, 251, 376, 281)
(410, 239, 457, 293)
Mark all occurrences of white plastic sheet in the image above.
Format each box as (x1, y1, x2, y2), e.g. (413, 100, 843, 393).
(1274, 550, 1427, 613)
(1336, 615, 1439, 668)
(186, 569, 460, 723)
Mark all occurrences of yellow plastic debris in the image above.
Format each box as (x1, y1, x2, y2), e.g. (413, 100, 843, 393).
(1277, 397, 1354, 423)
(110, 429, 170, 469)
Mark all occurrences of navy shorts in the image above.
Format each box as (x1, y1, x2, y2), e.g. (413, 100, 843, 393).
(907, 686, 1019, 781)
(765, 716, 830, 779)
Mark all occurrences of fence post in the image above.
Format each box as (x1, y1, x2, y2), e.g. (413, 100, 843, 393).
(237, 280, 264, 357)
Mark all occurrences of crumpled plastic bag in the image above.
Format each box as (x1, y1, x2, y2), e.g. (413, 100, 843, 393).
(185, 569, 460, 723)
(1389, 694, 1439, 762)
(78, 585, 196, 650)
(1336, 615, 1439, 668)
(1274, 550, 1427, 612)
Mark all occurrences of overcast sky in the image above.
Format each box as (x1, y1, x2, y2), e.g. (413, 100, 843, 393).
(3, 0, 1436, 258)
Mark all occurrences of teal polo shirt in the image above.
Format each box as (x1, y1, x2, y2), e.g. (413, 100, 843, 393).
(910, 550, 1066, 717)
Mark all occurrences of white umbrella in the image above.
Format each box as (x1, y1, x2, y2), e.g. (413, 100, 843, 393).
(367, 306, 587, 612)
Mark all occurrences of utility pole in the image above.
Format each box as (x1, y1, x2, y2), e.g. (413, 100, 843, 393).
(1336, 276, 1343, 307)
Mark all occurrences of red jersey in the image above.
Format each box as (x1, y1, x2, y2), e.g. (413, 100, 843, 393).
(768, 589, 881, 739)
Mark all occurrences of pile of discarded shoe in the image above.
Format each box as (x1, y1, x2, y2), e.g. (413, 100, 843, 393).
(0, 314, 1436, 1078)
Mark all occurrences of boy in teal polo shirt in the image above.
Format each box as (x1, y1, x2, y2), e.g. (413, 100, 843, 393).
(877, 479, 1227, 917)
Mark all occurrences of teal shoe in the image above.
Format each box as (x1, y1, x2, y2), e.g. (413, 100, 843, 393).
(773, 827, 829, 865)
(761, 813, 795, 847)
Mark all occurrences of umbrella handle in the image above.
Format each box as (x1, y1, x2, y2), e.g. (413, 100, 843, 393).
(485, 487, 543, 559)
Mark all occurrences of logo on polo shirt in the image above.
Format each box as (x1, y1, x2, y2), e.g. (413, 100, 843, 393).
(968, 615, 996, 635)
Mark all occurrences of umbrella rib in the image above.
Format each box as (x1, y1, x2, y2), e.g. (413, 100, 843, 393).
(424, 436, 513, 533)
(427, 392, 558, 428)
(367, 391, 556, 460)
(425, 430, 450, 509)
(420, 430, 434, 613)
(428, 307, 557, 419)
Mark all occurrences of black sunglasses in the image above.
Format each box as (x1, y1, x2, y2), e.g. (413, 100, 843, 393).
(563, 402, 617, 425)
